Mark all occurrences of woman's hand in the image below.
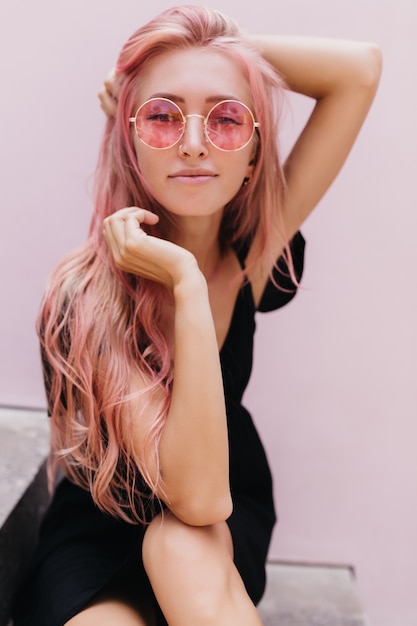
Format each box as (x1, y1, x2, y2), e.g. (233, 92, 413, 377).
(103, 207, 199, 290)
(98, 67, 122, 118)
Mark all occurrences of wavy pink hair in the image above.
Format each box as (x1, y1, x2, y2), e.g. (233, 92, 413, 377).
(38, 4, 289, 523)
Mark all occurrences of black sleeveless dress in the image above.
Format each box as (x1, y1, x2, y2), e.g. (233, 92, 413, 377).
(12, 233, 305, 626)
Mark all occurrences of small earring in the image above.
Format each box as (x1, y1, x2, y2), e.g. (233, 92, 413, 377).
(242, 177, 251, 186)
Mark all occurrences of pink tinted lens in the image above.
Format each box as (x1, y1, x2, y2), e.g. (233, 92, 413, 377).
(135, 99, 184, 148)
(206, 101, 255, 150)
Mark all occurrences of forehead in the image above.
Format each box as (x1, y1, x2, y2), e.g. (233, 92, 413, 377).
(136, 47, 252, 105)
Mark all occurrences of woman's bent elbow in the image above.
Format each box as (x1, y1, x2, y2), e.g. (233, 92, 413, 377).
(171, 492, 233, 527)
(362, 43, 383, 89)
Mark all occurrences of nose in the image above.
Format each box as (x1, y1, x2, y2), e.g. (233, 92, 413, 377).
(178, 114, 209, 157)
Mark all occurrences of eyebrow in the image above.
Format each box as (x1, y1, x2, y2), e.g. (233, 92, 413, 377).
(148, 92, 240, 103)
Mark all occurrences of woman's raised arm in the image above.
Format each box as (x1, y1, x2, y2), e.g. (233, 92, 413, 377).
(258, 35, 382, 232)
(248, 36, 382, 301)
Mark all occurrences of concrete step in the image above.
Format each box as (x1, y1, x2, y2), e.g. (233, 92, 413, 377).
(258, 562, 369, 625)
(0, 408, 370, 626)
(0, 408, 50, 626)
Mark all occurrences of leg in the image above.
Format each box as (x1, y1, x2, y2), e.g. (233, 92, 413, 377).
(64, 599, 153, 626)
(142, 511, 264, 626)
(65, 553, 157, 626)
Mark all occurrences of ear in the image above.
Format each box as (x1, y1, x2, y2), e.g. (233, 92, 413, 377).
(243, 134, 260, 185)
(247, 134, 260, 172)
(244, 160, 255, 183)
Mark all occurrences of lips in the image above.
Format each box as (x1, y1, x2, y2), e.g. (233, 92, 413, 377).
(169, 168, 217, 181)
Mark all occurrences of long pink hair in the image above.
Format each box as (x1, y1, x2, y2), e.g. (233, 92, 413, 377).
(38, 4, 289, 523)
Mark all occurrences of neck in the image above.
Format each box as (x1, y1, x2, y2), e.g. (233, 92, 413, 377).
(170, 214, 224, 281)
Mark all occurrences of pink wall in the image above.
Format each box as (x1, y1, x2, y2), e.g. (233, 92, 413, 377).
(1, 1, 416, 624)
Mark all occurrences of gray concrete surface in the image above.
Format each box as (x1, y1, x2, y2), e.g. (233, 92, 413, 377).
(258, 562, 369, 625)
(0, 408, 50, 626)
(0, 408, 49, 528)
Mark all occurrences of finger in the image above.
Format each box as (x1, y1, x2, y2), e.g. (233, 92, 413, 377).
(130, 209, 160, 228)
(104, 214, 150, 275)
(111, 207, 160, 228)
(103, 213, 125, 256)
(103, 208, 159, 258)
(98, 87, 117, 118)
(104, 67, 122, 99)
(99, 68, 125, 118)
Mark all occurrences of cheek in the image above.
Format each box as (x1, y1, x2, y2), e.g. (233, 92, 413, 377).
(215, 160, 251, 205)
(130, 146, 161, 203)
(134, 140, 149, 172)
(134, 144, 165, 185)
(227, 151, 253, 184)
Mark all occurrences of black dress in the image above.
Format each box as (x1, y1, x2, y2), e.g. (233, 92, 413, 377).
(12, 233, 305, 626)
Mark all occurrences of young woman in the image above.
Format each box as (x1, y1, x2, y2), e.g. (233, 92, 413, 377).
(12, 5, 381, 626)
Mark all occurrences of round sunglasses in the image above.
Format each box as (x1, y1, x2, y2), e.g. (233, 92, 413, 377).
(129, 97, 260, 151)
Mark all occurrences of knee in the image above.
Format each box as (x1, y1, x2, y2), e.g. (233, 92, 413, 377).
(143, 511, 224, 571)
(142, 512, 235, 618)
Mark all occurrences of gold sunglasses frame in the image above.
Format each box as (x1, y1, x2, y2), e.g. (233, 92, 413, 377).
(129, 97, 260, 152)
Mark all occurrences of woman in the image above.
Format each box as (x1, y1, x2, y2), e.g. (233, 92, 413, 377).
(12, 5, 381, 626)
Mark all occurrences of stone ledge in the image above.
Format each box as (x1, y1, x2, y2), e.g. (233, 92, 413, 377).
(0, 407, 50, 626)
(0, 408, 49, 528)
(258, 562, 369, 626)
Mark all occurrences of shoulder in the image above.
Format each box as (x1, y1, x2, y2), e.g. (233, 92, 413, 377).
(253, 231, 306, 313)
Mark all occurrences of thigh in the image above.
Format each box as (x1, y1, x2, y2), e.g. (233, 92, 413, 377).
(64, 599, 152, 626)
(65, 552, 157, 626)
